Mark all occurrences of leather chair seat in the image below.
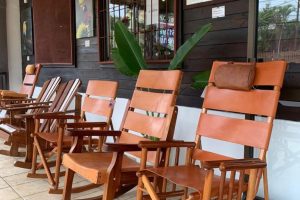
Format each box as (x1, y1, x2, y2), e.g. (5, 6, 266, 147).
(147, 165, 243, 197)
(63, 152, 140, 184)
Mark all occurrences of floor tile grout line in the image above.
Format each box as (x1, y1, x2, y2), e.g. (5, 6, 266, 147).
(1, 177, 23, 200)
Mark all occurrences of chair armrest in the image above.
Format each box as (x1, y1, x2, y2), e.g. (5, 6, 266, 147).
(5, 101, 52, 108)
(138, 141, 195, 150)
(33, 112, 81, 120)
(66, 129, 122, 137)
(66, 122, 108, 129)
(103, 143, 141, 152)
(5, 105, 50, 112)
(15, 113, 40, 119)
(203, 158, 267, 170)
(0, 98, 35, 102)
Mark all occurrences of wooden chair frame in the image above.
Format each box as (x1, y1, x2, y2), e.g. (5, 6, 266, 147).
(136, 61, 287, 200)
(0, 64, 42, 108)
(61, 70, 183, 200)
(28, 80, 118, 194)
(0, 77, 61, 157)
(3, 79, 81, 169)
(137, 141, 267, 200)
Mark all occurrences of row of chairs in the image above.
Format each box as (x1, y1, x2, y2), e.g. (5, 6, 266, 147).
(0, 60, 287, 200)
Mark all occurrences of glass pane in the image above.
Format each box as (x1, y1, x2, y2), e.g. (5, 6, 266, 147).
(103, 0, 175, 61)
(257, 0, 300, 62)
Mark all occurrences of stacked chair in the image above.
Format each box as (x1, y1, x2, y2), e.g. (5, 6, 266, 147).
(0, 64, 42, 108)
(61, 70, 182, 199)
(137, 61, 286, 200)
(0, 77, 61, 157)
(28, 80, 118, 194)
(9, 79, 81, 169)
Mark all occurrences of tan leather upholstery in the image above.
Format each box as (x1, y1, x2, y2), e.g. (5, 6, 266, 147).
(214, 63, 255, 91)
(63, 152, 140, 184)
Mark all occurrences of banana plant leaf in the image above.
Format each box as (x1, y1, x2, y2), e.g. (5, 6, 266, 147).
(168, 23, 212, 70)
(191, 70, 211, 89)
(111, 48, 136, 77)
(114, 21, 147, 75)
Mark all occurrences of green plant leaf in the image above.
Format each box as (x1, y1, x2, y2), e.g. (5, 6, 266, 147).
(111, 48, 137, 77)
(191, 70, 211, 89)
(168, 23, 212, 70)
(114, 21, 147, 74)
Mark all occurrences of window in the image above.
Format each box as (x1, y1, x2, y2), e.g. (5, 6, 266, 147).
(257, 0, 300, 63)
(98, 0, 176, 62)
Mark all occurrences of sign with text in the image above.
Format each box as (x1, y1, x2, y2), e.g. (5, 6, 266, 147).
(212, 6, 225, 18)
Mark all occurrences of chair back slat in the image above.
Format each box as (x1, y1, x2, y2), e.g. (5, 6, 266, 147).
(197, 113, 270, 149)
(198, 60, 286, 152)
(40, 79, 81, 132)
(85, 80, 118, 98)
(28, 77, 61, 114)
(130, 90, 174, 113)
(23, 75, 36, 85)
(82, 97, 113, 117)
(82, 80, 117, 119)
(123, 111, 166, 139)
(118, 70, 182, 162)
(39, 77, 61, 103)
(136, 70, 182, 91)
(203, 86, 280, 117)
(119, 70, 182, 142)
(20, 64, 42, 97)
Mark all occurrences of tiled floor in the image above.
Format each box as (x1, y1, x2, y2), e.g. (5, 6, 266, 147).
(0, 139, 136, 200)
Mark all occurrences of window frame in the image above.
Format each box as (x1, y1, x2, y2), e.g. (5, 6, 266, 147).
(97, 0, 179, 64)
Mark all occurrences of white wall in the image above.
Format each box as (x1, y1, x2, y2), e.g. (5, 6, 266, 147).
(6, 0, 22, 91)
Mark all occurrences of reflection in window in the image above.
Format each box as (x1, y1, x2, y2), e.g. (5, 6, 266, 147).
(99, 0, 176, 62)
(257, 0, 300, 62)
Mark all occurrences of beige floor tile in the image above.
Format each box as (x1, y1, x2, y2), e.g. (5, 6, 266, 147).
(12, 180, 49, 197)
(22, 191, 61, 200)
(3, 172, 40, 186)
(0, 187, 21, 200)
(0, 177, 9, 189)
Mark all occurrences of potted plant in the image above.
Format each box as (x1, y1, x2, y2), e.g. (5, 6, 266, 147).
(112, 21, 212, 76)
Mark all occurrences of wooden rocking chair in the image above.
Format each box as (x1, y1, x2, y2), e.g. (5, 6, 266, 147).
(0, 64, 42, 107)
(0, 77, 61, 157)
(61, 70, 182, 199)
(136, 60, 286, 200)
(28, 80, 118, 194)
(7, 79, 81, 169)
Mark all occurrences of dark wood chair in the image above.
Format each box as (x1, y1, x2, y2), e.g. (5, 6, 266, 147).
(0, 64, 42, 107)
(0, 77, 61, 156)
(7, 79, 81, 169)
(136, 61, 286, 200)
(61, 70, 183, 199)
(28, 80, 118, 194)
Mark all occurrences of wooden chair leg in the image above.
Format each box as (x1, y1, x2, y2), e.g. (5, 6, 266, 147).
(246, 169, 258, 200)
(53, 144, 63, 191)
(62, 168, 75, 200)
(31, 137, 55, 186)
(137, 177, 144, 200)
(141, 175, 159, 200)
(263, 168, 269, 200)
(102, 179, 116, 200)
(30, 138, 38, 175)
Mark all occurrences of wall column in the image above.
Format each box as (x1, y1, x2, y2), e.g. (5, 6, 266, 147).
(0, 0, 8, 89)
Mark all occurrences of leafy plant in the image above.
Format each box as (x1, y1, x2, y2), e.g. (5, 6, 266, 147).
(112, 21, 212, 75)
(168, 23, 212, 70)
(191, 70, 211, 89)
(112, 21, 147, 77)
